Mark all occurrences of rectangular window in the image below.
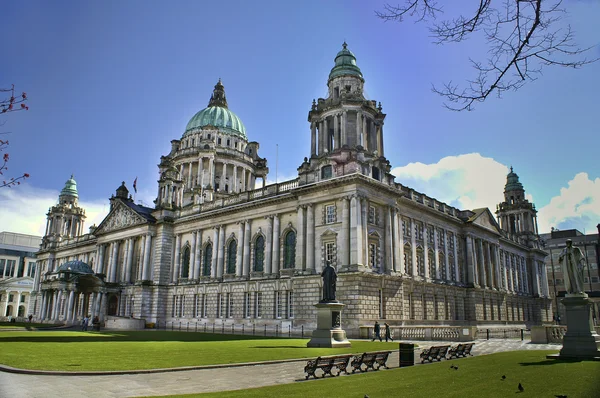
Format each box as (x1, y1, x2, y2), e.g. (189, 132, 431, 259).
(591, 276, 599, 283)
(20, 294, 26, 303)
(244, 292, 251, 318)
(180, 295, 185, 317)
(0, 259, 5, 278)
(5, 260, 16, 278)
(369, 243, 377, 268)
(193, 294, 198, 317)
(8, 294, 14, 302)
(325, 205, 336, 224)
(226, 293, 233, 318)
(368, 206, 376, 224)
(378, 289, 383, 319)
(202, 294, 207, 318)
(275, 291, 282, 319)
(325, 242, 335, 264)
(27, 262, 36, 278)
(216, 293, 222, 318)
(171, 295, 176, 317)
(255, 292, 262, 318)
(287, 291, 294, 318)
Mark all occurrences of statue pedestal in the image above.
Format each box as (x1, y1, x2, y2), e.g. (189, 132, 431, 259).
(548, 294, 600, 360)
(307, 302, 351, 348)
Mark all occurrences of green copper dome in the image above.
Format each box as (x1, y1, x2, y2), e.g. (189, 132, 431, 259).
(328, 42, 363, 81)
(505, 167, 524, 192)
(185, 80, 247, 139)
(60, 174, 78, 198)
(57, 260, 93, 274)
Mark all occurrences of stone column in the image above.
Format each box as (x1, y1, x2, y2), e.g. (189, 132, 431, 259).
(40, 291, 48, 321)
(361, 198, 368, 265)
(211, 227, 219, 278)
(385, 206, 393, 273)
(310, 121, 316, 156)
(522, 258, 529, 294)
(197, 158, 203, 187)
(125, 238, 134, 283)
(433, 227, 440, 279)
(233, 165, 238, 193)
(333, 114, 339, 149)
(142, 233, 152, 280)
(323, 118, 329, 152)
(465, 235, 475, 285)
(265, 216, 273, 275)
(411, 218, 418, 276)
(272, 214, 280, 275)
(477, 239, 487, 288)
(110, 241, 120, 283)
(306, 204, 315, 272)
(350, 197, 358, 265)
(237, 223, 244, 277)
(243, 220, 251, 276)
(341, 111, 347, 147)
(193, 230, 202, 279)
(423, 225, 430, 279)
(296, 206, 305, 271)
(340, 197, 350, 266)
(173, 234, 181, 283)
(362, 117, 368, 151)
(392, 208, 400, 273)
(241, 168, 246, 192)
(217, 226, 225, 277)
(190, 231, 197, 278)
(356, 112, 362, 146)
(486, 242, 494, 288)
(66, 290, 74, 322)
(209, 158, 215, 188)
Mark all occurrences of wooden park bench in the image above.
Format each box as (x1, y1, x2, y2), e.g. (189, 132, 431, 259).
(304, 354, 353, 379)
(419, 345, 451, 363)
(446, 343, 475, 359)
(351, 351, 392, 373)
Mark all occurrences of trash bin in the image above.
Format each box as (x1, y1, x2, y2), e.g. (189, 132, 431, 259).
(399, 343, 415, 367)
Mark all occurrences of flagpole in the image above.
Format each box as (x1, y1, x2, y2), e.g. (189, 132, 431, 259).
(276, 144, 278, 184)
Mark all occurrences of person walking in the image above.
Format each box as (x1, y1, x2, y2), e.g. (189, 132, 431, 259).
(384, 322, 393, 342)
(372, 321, 382, 342)
(81, 315, 89, 331)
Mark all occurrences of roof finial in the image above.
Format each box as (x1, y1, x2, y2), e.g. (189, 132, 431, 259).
(342, 41, 348, 49)
(510, 165, 513, 173)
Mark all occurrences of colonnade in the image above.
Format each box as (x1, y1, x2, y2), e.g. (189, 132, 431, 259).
(45, 214, 84, 238)
(96, 233, 153, 283)
(39, 289, 106, 322)
(498, 211, 539, 236)
(171, 215, 285, 283)
(310, 111, 384, 157)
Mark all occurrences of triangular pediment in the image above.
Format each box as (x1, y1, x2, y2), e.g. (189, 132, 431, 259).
(467, 208, 502, 234)
(95, 201, 147, 235)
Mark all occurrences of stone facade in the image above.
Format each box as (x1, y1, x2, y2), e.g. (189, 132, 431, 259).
(30, 44, 552, 333)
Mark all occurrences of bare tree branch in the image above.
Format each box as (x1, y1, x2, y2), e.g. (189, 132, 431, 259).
(1, 84, 30, 187)
(377, 0, 599, 110)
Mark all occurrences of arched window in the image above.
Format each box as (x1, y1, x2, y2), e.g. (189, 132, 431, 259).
(283, 231, 296, 269)
(181, 246, 190, 279)
(203, 244, 212, 277)
(428, 248, 435, 278)
(227, 240, 237, 274)
(254, 236, 265, 272)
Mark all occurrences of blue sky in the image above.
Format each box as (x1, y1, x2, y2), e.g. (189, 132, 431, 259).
(1, 0, 599, 236)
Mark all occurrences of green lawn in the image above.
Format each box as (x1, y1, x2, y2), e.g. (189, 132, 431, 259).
(153, 351, 600, 398)
(0, 330, 397, 371)
(0, 322, 57, 330)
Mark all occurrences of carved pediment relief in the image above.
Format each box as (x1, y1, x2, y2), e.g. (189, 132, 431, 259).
(470, 209, 501, 233)
(95, 203, 146, 235)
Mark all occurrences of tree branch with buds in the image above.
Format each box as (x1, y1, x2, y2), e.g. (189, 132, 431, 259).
(377, 0, 598, 111)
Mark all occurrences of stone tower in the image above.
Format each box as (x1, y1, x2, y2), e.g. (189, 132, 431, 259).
(298, 43, 394, 186)
(42, 175, 86, 249)
(496, 167, 540, 247)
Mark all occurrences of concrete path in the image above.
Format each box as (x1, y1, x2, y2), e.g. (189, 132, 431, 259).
(0, 339, 560, 398)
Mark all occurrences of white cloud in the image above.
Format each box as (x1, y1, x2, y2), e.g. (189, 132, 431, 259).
(537, 172, 600, 233)
(391, 153, 509, 212)
(0, 184, 109, 236)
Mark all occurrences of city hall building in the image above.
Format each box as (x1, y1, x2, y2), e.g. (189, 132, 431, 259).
(30, 44, 552, 333)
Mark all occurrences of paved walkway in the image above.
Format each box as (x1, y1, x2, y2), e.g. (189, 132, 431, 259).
(0, 339, 560, 398)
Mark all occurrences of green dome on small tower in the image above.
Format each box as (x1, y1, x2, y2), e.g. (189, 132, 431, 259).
(328, 42, 364, 81)
(184, 79, 247, 139)
(504, 166, 524, 192)
(60, 174, 78, 198)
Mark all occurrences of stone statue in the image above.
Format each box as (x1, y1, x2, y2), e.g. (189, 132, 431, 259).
(558, 239, 586, 295)
(321, 260, 337, 302)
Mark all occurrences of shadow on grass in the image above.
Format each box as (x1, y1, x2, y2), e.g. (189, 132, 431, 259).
(251, 345, 307, 349)
(519, 358, 580, 367)
(0, 331, 289, 343)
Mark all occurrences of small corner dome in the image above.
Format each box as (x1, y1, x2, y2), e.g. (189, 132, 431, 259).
(57, 260, 94, 274)
(60, 174, 78, 198)
(184, 79, 247, 139)
(328, 42, 363, 81)
(505, 166, 524, 192)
